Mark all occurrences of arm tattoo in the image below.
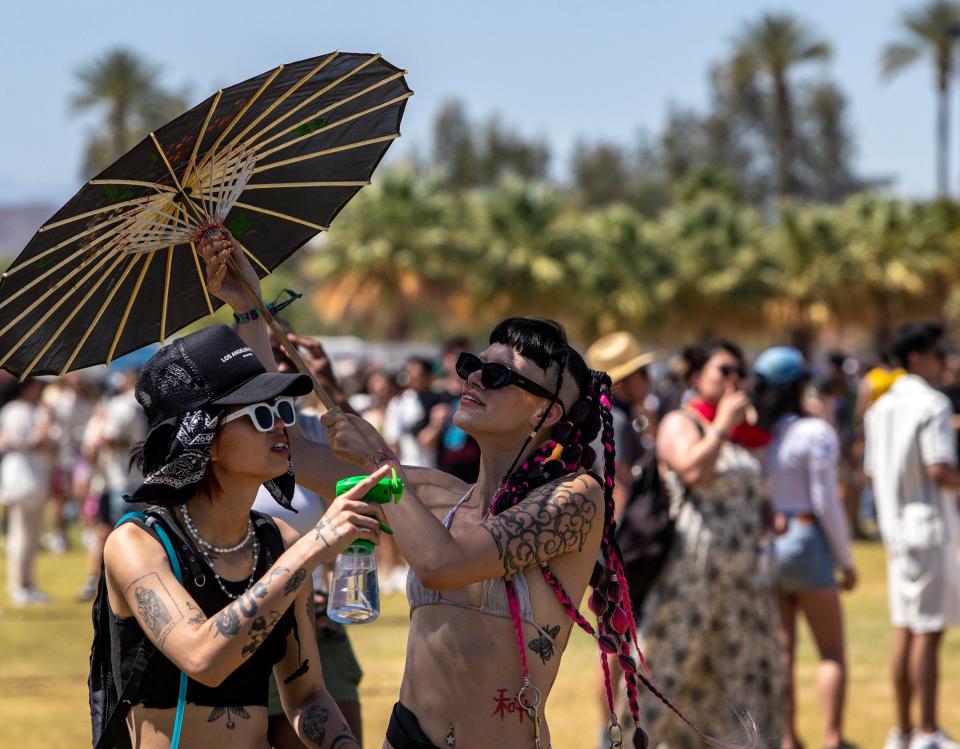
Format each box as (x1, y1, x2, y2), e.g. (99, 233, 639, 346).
(184, 600, 206, 626)
(210, 566, 296, 640)
(283, 568, 307, 596)
(483, 485, 598, 577)
(126, 573, 182, 648)
(301, 705, 329, 745)
(249, 565, 291, 600)
(528, 624, 561, 664)
(207, 705, 251, 730)
(241, 610, 281, 658)
(211, 604, 242, 638)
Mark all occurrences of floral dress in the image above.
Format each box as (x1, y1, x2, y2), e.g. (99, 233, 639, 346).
(637, 433, 784, 749)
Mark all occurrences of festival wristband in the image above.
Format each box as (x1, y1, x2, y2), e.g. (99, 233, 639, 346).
(233, 288, 302, 324)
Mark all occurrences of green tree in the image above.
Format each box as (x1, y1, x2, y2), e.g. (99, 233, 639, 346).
(728, 13, 831, 198)
(882, 0, 960, 197)
(306, 170, 469, 339)
(431, 100, 550, 188)
(71, 48, 189, 177)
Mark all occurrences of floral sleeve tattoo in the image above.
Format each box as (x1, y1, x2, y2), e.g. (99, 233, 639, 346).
(482, 484, 598, 577)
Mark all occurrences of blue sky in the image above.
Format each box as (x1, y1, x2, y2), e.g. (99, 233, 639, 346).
(0, 0, 949, 205)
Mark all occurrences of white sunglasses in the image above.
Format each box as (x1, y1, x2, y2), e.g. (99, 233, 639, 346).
(221, 396, 297, 432)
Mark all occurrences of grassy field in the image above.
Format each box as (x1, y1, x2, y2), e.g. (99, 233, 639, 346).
(1, 540, 958, 748)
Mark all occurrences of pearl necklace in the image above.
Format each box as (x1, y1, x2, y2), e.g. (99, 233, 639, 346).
(180, 503, 253, 554)
(178, 506, 260, 600)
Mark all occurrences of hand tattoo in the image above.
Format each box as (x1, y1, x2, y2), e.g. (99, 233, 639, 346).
(301, 705, 329, 745)
(283, 568, 307, 596)
(126, 573, 182, 648)
(207, 705, 251, 729)
(528, 624, 561, 664)
(483, 484, 598, 577)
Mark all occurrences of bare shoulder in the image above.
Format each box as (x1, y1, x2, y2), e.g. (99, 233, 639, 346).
(103, 521, 169, 588)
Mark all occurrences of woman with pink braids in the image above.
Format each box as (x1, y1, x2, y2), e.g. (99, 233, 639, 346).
(204, 232, 754, 749)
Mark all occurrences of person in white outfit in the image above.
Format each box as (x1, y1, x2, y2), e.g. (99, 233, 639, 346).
(864, 322, 960, 749)
(0, 379, 53, 605)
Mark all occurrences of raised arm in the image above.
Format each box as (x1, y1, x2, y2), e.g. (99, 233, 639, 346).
(323, 410, 603, 589)
(102, 474, 387, 687)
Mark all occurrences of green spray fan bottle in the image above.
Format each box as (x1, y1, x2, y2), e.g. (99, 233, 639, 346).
(326, 470, 403, 624)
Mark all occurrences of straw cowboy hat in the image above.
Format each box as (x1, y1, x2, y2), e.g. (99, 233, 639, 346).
(585, 332, 661, 384)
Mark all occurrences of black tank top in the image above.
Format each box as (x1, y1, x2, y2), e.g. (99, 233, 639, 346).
(112, 510, 293, 708)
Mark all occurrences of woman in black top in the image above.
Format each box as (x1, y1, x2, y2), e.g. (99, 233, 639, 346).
(99, 313, 387, 749)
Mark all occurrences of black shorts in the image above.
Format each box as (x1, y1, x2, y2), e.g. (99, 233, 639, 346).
(386, 702, 442, 749)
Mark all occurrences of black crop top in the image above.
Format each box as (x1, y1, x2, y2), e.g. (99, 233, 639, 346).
(111, 511, 293, 709)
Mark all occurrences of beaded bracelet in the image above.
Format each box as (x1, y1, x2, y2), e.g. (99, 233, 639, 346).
(234, 288, 302, 324)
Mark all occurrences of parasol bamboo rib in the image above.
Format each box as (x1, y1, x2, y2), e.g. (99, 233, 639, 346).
(237, 241, 272, 276)
(150, 133, 186, 194)
(19, 249, 130, 378)
(0, 243, 125, 367)
(88, 179, 177, 193)
(225, 252, 338, 413)
(107, 251, 155, 365)
(218, 53, 340, 158)
(243, 181, 369, 190)
(239, 54, 382, 153)
(37, 195, 158, 233)
(160, 246, 174, 342)
(251, 71, 404, 158)
(253, 134, 399, 175)
(0, 224, 129, 312)
(202, 65, 285, 169)
(255, 91, 412, 161)
(57, 282, 152, 375)
(150, 134, 208, 227)
(182, 89, 223, 190)
(59, 253, 143, 376)
(190, 240, 215, 315)
(231, 202, 327, 231)
(3, 213, 130, 278)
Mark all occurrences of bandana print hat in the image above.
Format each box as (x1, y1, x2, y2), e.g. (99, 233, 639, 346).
(129, 324, 311, 509)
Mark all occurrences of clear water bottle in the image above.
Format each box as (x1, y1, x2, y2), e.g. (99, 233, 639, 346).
(327, 540, 380, 624)
(326, 472, 404, 625)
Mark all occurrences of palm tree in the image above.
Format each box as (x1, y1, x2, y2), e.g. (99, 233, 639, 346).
(729, 13, 831, 198)
(71, 48, 188, 177)
(305, 170, 470, 339)
(882, 1, 960, 198)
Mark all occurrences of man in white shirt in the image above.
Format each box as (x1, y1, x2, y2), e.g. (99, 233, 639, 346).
(864, 322, 960, 749)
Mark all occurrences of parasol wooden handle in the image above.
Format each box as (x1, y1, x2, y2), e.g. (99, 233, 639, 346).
(224, 254, 341, 415)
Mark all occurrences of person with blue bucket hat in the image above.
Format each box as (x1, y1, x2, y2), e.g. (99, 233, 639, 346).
(753, 346, 856, 749)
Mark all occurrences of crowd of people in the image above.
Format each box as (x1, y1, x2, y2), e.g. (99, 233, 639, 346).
(1, 238, 959, 748)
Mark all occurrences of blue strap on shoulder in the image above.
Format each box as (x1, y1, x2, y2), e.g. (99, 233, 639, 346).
(116, 512, 188, 749)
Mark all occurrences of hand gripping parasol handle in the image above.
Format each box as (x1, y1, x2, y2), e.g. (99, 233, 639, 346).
(224, 254, 341, 415)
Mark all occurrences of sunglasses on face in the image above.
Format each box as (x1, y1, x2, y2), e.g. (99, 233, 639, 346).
(221, 397, 297, 432)
(718, 364, 747, 379)
(455, 352, 558, 402)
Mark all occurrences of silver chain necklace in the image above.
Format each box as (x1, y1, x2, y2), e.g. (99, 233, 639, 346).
(180, 503, 253, 553)
(178, 506, 260, 600)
